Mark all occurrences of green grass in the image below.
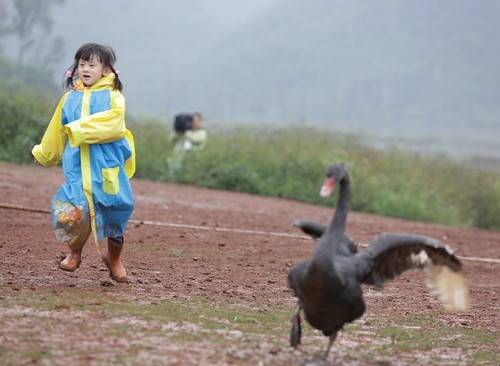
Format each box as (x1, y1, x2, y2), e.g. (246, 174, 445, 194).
(370, 315, 499, 358)
(1, 287, 498, 364)
(106, 299, 290, 335)
(473, 350, 499, 364)
(0, 286, 289, 335)
(167, 247, 186, 258)
(21, 349, 52, 363)
(133, 123, 500, 230)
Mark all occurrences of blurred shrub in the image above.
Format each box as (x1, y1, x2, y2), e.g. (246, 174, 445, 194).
(132, 122, 500, 230)
(129, 119, 174, 181)
(0, 56, 59, 163)
(0, 88, 54, 163)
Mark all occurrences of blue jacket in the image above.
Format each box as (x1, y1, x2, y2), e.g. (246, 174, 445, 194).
(32, 74, 135, 244)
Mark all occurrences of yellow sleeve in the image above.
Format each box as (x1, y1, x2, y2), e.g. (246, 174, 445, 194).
(64, 90, 126, 147)
(32, 93, 68, 167)
(124, 129, 136, 179)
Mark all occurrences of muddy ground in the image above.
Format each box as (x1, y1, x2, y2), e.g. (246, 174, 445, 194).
(0, 162, 498, 365)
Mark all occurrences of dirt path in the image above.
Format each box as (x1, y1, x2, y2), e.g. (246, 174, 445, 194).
(0, 162, 498, 365)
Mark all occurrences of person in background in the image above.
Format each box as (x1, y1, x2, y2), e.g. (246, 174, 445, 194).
(167, 112, 207, 174)
(185, 112, 207, 150)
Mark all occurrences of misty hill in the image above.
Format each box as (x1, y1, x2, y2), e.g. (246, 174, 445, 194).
(6, 1, 498, 159)
(45, 0, 281, 117)
(48, 0, 224, 114)
(172, 0, 500, 143)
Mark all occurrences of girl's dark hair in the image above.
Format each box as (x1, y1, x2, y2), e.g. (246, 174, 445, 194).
(64, 43, 123, 91)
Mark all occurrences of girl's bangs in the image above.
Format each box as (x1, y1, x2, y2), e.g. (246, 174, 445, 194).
(75, 45, 105, 63)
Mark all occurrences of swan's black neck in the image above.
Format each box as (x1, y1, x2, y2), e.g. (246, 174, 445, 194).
(309, 173, 350, 280)
(327, 176, 349, 233)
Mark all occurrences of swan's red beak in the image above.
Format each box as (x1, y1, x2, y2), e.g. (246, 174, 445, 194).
(320, 178, 335, 197)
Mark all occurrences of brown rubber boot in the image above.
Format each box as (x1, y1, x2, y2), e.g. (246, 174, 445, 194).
(104, 238, 128, 282)
(58, 249, 82, 271)
(58, 219, 91, 272)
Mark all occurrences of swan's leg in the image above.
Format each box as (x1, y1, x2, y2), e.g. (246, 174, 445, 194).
(323, 333, 337, 360)
(290, 304, 302, 348)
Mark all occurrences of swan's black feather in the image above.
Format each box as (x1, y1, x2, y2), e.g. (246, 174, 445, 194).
(293, 219, 326, 239)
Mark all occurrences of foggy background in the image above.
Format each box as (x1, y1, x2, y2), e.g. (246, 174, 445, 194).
(1, 0, 499, 160)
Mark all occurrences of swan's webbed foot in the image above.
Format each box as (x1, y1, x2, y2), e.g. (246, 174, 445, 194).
(323, 333, 337, 361)
(290, 305, 302, 348)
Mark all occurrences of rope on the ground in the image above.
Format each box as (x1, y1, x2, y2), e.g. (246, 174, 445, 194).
(2, 202, 500, 265)
(0, 203, 51, 214)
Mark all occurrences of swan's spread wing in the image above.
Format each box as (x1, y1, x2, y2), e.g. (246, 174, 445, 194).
(354, 233, 469, 312)
(293, 219, 326, 239)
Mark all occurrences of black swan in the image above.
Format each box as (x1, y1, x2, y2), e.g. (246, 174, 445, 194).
(288, 163, 469, 360)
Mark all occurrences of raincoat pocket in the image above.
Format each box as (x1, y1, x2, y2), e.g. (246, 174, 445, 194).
(102, 166, 120, 195)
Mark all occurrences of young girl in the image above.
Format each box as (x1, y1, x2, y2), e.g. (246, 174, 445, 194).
(32, 43, 135, 282)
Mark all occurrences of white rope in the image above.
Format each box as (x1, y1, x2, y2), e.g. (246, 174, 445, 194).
(456, 255, 500, 264)
(2, 203, 500, 265)
(130, 219, 500, 264)
(130, 219, 310, 239)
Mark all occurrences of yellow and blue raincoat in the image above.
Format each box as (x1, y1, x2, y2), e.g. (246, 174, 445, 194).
(32, 74, 135, 248)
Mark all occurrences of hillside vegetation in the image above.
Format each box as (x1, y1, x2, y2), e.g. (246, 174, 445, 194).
(0, 58, 57, 163)
(133, 122, 500, 230)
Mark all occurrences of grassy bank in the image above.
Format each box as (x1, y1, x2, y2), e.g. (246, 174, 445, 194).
(133, 122, 500, 230)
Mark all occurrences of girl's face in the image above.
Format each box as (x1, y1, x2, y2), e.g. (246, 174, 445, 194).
(192, 115, 201, 130)
(77, 55, 110, 87)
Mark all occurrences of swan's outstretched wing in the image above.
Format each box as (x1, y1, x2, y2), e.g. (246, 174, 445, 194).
(354, 233, 469, 312)
(293, 219, 326, 239)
